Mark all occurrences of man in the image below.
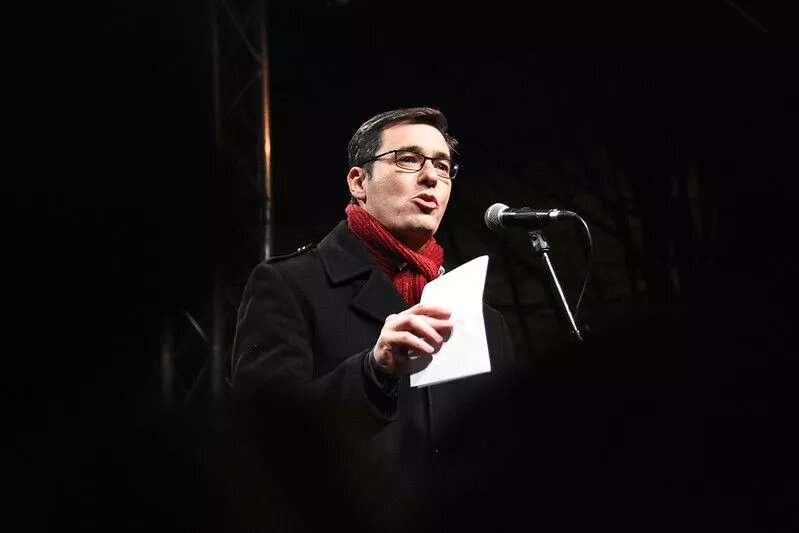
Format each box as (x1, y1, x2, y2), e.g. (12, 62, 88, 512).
(230, 107, 514, 528)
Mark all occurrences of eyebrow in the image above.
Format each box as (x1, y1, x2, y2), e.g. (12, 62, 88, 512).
(396, 145, 451, 160)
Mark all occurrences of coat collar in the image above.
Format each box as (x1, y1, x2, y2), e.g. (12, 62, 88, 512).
(318, 220, 407, 323)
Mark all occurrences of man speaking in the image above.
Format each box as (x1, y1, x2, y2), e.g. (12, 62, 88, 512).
(230, 107, 514, 528)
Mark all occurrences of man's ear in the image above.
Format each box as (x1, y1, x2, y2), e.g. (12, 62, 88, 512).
(347, 167, 367, 202)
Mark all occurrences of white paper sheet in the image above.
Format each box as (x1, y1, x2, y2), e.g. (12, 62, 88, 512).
(410, 255, 491, 388)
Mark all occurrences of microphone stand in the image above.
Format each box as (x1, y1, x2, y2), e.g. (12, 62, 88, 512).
(528, 229, 583, 343)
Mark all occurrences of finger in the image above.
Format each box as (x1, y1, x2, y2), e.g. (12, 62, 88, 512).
(392, 314, 445, 348)
(436, 319, 454, 342)
(396, 315, 455, 349)
(411, 315, 455, 342)
(402, 303, 452, 319)
(396, 312, 454, 331)
(418, 316, 454, 333)
(386, 330, 435, 355)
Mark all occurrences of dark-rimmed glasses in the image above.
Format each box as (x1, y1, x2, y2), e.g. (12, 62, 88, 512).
(359, 149, 459, 180)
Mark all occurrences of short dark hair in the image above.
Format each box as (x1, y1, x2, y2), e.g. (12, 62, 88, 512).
(347, 107, 459, 169)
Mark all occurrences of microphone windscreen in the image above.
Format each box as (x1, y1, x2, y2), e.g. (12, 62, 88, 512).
(484, 203, 508, 232)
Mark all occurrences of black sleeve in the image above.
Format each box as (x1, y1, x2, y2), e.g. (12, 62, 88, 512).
(230, 262, 399, 423)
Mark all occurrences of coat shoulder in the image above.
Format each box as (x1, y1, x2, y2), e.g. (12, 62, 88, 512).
(264, 242, 319, 273)
(261, 241, 327, 289)
(267, 242, 316, 264)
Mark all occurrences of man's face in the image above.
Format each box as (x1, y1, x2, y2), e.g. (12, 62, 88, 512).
(351, 122, 453, 251)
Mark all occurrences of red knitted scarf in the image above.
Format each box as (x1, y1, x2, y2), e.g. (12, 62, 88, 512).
(345, 204, 444, 306)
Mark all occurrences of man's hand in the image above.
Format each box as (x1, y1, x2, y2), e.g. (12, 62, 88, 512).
(372, 304, 454, 376)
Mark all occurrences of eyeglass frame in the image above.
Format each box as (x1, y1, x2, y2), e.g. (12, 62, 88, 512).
(358, 149, 459, 180)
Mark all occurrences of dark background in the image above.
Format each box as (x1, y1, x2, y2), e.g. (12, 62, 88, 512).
(22, 0, 796, 529)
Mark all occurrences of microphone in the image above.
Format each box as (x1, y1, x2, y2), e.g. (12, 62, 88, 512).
(484, 203, 577, 232)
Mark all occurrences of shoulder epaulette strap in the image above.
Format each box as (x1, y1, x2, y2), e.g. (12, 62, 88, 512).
(266, 242, 315, 263)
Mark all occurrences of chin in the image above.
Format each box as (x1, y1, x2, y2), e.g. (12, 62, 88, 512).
(409, 216, 440, 233)
(389, 213, 440, 244)
(402, 224, 438, 246)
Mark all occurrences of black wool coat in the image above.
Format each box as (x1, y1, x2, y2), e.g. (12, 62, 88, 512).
(231, 220, 515, 493)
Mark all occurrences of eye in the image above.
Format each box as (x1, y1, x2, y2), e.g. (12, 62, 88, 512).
(435, 160, 451, 173)
(398, 152, 422, 163)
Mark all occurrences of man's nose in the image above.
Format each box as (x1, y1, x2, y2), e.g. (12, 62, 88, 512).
(418, 159, 440, 186)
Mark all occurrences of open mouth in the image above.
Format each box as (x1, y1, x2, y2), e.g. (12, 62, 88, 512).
(412, 194, 437, 211)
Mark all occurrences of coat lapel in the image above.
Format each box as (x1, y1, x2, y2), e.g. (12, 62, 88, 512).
(350, 270, 408, 324)
(318, 221, 408, 325)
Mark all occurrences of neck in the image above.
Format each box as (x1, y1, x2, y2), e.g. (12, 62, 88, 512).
(395, 230, 432, 254)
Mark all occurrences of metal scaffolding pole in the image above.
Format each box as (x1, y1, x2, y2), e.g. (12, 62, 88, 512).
(206, 0, 273, 404)
(211, 0, 273, 261)
(158, 0, 273, 411)
(258, 0, 274, 260)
